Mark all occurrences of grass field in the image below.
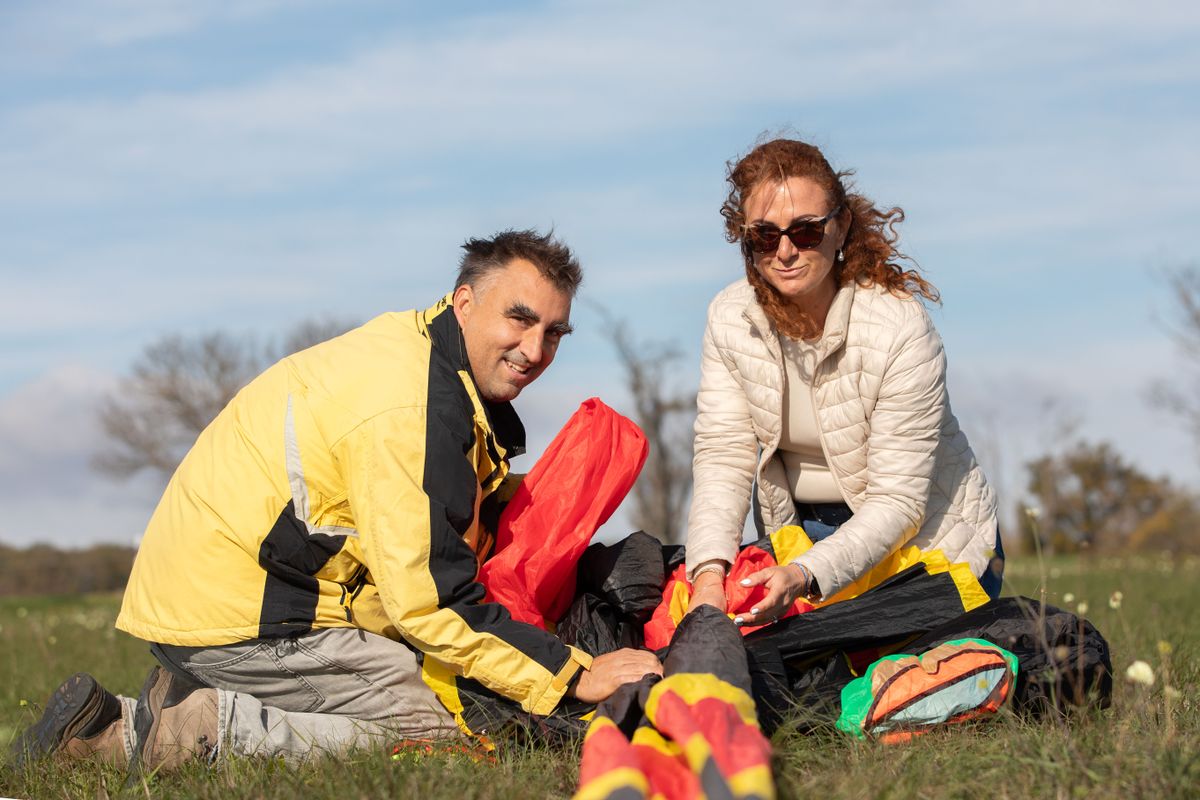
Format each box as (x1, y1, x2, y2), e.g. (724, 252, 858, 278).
(1, 555, 1197, 799)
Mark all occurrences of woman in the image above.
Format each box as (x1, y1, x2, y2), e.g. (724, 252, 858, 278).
(686, 138, 1001, 624)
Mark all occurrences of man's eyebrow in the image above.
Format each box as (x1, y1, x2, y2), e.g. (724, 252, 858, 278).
(505, 301, 540, 321)
(505, 301, 573, 336)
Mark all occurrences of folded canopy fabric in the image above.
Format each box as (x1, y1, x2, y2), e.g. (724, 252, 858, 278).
(479, 397, 648, 629)
(575, 605, 775, 800)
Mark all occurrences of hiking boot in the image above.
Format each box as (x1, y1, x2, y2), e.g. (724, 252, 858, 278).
(10, 672, 127, 768)
(130, 666, 219, 774)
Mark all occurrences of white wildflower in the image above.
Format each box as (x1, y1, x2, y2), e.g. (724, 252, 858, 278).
(1164, 686, 1182, 701)
(1024, 506, 1042, 520)
(1125, 660, 1155, 687)
(1063, 592, 1075, 604)
(1108, 591, 1123, 610)
(1076, 601, 1088, 616)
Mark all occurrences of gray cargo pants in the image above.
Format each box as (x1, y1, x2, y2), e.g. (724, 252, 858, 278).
(142, 627, 461, 762)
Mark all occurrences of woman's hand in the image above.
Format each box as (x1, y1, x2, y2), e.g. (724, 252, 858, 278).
(687, 570, 727, 613)
(733, 563, 810, 626)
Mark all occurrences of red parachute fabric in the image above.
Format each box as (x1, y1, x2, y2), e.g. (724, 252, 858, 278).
(643, 537, 815, 650)
(479, 397, 648, 629)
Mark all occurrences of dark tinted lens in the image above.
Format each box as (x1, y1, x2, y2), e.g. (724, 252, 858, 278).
(746, 225, 782, 253)
(783, 221, 825, 250)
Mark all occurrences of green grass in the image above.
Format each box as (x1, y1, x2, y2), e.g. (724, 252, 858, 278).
(1, 556, 1198, 799)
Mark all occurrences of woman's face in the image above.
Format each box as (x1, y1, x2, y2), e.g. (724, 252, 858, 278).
(743, 176, 845, 311)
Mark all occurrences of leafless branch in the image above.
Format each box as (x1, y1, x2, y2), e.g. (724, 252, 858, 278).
(94, 317, 357, 482)
(595, 306, 696, 544)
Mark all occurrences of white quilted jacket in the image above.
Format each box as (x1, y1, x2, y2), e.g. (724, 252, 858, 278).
(685, 279, 998, 598)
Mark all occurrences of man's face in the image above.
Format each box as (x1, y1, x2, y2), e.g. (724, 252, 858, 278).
(453, 258, 573, 403)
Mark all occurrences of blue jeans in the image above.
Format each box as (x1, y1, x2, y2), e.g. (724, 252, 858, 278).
(793, 501, 854, 544)
(792, 501, 1004, 601)
(977, 529, 1005, 601)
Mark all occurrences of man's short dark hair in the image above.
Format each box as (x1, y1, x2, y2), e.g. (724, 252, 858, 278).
(456, 229, 583, 298)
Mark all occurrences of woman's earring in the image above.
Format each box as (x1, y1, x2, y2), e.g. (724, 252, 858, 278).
(836, 249, 845, 262)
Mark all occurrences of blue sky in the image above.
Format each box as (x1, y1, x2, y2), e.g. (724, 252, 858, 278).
(2, 1, 1197, 547)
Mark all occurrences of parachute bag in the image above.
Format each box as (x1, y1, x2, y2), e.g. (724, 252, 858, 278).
(479, 397, 648, 628)
(836, 638, 1018, 743)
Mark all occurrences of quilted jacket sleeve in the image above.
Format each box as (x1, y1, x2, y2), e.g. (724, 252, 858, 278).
(794, 311, 947, 597)
(685, 302, 761, 578)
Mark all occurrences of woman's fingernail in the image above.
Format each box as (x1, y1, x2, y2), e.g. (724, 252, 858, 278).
(733, 617, 744, 625)
(750, 607, 759, 615)
(740, 578, 751, 586)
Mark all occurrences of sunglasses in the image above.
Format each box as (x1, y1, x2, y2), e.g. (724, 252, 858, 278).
(743, 204, 843, 254)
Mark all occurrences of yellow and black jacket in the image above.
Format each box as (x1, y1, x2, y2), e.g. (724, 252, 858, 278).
(116, 295, 590, 715)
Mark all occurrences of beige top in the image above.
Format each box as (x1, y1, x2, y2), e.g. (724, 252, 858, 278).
(778, 336, 842, 503)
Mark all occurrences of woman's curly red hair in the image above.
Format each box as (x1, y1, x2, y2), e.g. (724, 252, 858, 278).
(720, 138, 939, 339)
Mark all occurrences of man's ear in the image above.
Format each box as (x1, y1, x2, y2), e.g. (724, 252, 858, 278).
(452, 283, 474, 327)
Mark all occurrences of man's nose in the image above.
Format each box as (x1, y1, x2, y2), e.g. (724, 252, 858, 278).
(520, 330, 545, 365)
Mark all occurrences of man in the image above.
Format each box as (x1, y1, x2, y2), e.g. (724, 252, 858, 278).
(14, 229, 661, 772)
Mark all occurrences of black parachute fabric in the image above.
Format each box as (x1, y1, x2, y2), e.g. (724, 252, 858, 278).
(557, 531, 676, 655)
(445, 672, 591, 746)
(742, 595, 1113, 730)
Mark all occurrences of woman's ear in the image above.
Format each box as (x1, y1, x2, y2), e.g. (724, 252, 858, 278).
(837, 206, 852, 249)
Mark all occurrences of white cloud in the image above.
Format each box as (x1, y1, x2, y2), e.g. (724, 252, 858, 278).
(6, 2, 1196, 209)
(0, 364, 160, 546)
(0, 0, 304, 60)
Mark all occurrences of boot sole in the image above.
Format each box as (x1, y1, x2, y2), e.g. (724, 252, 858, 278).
(11, 673, 108, 767)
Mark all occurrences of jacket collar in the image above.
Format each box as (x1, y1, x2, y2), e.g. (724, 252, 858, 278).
(819, 282, 855, 356)
(741, 280, 855, 360)
(421, 293, 527, 457)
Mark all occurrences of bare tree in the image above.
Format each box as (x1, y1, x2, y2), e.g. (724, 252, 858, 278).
(1149, 264, 1200, 456)
(95, 317, 356, 482)
(599, 309, 696, 544)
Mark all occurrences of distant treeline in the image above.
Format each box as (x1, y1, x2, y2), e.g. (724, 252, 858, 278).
(0, 543, 135, 596)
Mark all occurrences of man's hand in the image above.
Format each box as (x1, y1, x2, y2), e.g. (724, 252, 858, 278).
(569, 649, 663, 704)
(733, 563, 810, 627)
(687, 570, 727, 613)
